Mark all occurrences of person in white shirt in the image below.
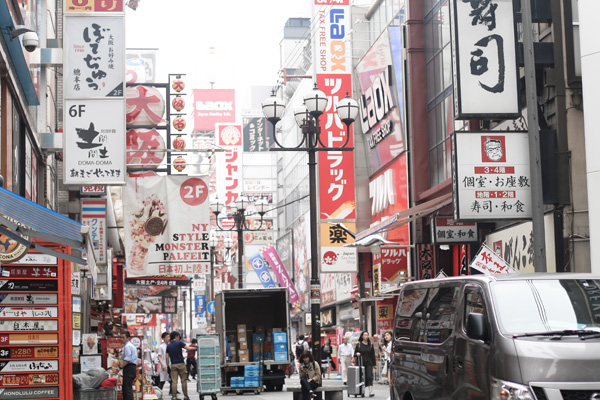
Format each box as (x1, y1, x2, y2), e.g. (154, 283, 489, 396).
(337, 336, 354, 384)
(157, 332, 170, 389)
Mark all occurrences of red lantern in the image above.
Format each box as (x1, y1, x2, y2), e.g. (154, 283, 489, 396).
(172, 96, 185, 111)
(172, 78, 185, 92)
(173, 136, 186, 150)
(173, 116, 186, 131)
(173, 156, 186, 172)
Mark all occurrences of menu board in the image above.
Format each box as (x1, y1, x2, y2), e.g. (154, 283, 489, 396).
(0, 244, 70, 400)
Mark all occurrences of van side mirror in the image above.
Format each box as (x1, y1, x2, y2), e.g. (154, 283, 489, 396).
(466, 313, 490, 342)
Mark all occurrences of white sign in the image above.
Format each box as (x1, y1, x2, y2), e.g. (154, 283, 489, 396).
(80, 355, 103, 371)
(71, 272, 81, 295)
(0, 320, 58, 332)
(0, 307, 58, 319)
(450, 0, 519, 118)
(434, 217, 478, 243)
(0, 360, 58, 373)
(0, 294, 58, 306)
(64, 16, 125, 98)
(485, 212, 557, 273)
(73, 330, 81, 346)
(13, 254, 57, 265)
(123, 176, 211, 276)
(470, 244, 516, 275)
(64, 99, 126, 185)
(453, 132, 532, 220)
(321, 247, 358, 273)
(81, 199, 107, 264)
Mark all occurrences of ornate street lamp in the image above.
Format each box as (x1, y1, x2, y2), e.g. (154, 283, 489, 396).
(262, 86, 358, 361)
(210, 195, 268, 288)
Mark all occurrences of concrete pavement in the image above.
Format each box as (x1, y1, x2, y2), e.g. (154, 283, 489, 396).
(162, 374, 392, 400)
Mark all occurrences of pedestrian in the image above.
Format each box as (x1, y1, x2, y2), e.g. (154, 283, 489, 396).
(338, 336, 354, 384)
(166, 331, 196, 400)
(186, 338, 197, 381)
(158, 332, 170, 390)
(354, 331, 376, 397)
(295, 334, 308, 372)
(381, 331, 392, 384)
(321, 338, 333, 379)
(299, 351, 321, 400)
(119, 331, 138, 400)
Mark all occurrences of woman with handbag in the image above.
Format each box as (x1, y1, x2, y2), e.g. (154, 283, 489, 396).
(381, 331, 392, 384)
(354, 331, 376, 397)
(321, 338, 334, 379)
(299, 351, 322, 400)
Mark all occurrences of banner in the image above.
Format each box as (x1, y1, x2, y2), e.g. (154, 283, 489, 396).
(247, 252, 277, 288)
(470, 244, 516, 275)
(194, 295, 206, 315)
(123, 285, 177, 314)
(122, 314, 157, 328)
(193, 89, 235, 131)
(260, 244, 301, 308)
(123, 175, 211, 276)
(81, 199, 107, 264)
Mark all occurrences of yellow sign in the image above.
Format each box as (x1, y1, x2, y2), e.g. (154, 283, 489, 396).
(320, 222, 356, 247)
(377, 304, 393, 321)
(73, 312, 81, 330)
(373, 263, 381, 294)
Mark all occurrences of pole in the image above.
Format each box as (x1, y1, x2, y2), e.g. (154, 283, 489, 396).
(189, 286, 193, 335)
(521, 0, 547, 272)
(308, 148, 322, 363)
(182, 290, 187, 339)
(237, 217, 244, 289)
(210, 247, 215, 302)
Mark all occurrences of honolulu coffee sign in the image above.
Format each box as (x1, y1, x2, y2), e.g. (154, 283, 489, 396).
(0, 222, 29, 263)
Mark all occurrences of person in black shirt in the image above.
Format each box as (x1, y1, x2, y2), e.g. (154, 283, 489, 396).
(353, 331, 376, 397)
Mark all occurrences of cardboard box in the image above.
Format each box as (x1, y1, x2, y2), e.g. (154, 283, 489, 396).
(272, 328, 282, 332)
(239, 341, 248, 350)
(238, 349, 249, 362)
(237, 324, 247, 334)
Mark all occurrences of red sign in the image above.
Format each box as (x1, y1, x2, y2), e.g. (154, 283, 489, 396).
(317, 74, 356, 220)
(0, 373, 59, 386)
(193, 89, 235, 131)
(0, 266, 57, 279)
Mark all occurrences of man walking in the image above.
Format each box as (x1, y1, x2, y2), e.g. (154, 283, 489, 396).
(158, 332, 170, 389)
(166, 331, 196, 400)
(338, 336, 354, 384)
(120, 331, 138, 400)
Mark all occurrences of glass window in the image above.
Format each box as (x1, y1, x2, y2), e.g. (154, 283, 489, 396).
(395, 289, 428, 341)
(424, 286, 459, 343)
(465, 288, 487, 324)
(491, 279, 600, 335)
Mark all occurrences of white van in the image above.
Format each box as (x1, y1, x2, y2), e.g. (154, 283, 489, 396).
(390, 273, 600, 400)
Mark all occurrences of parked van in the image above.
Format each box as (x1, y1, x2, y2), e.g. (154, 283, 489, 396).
(390, 273, 600, 400)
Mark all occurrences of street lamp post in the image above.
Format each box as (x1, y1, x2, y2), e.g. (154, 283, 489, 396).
(210, 196, 268, 289)
(209, 233, 219, 302)
(262, 85, 359, 362)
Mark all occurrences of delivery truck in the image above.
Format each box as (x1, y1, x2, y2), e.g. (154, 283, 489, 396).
(215, 288, 291, 393)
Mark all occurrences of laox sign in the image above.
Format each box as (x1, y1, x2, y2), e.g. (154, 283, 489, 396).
(370, 168, 396, 216)
(195, 101, 233, 111)
(359, 66, 394, 133)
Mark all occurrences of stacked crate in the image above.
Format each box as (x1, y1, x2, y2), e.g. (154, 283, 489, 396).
(197, 334, 221, 394)
(273, 332, 288, 361)
(244, 364, 260, 387)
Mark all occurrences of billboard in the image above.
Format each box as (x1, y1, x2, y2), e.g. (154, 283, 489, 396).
(215, 124, 243, 207)
(242, 116, 273, 152)
(123, 175, 211, 276)
(452, 132, 532, 220)
(193, 89, 235, 131)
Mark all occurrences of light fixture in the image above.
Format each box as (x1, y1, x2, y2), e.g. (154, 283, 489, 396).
(261, 93, 286, 123)
(303, 84, 328, 118)
(293, 106, 310, 128)
(336, 93, 360, 126)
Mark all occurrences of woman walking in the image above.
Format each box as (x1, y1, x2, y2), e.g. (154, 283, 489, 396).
(381, 331, 393, 384)
(299, 351, 322, 400)
(354, 331, 376, 397)
(321, 338, 333, 379)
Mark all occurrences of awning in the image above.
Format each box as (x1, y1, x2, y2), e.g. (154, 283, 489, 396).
(0, 186, 87, 264)
(356, 193, 453, 241)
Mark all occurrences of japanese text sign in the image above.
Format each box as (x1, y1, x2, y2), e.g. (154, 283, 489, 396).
(243, 116, 273, 152)
(81, 199, 107, 264)
(64, 99, 126, 185)
(320, 223, 357, 273)
(450, 0, 519, 118)
(453, 132, 532, 220)
(65, 16, 125, 98)
(434, 216, 478, 244)
(260, 245, 301, 308)
(216, 124, 242, 206)
(66, 0, 123, 12)
(416, 244, 436, 280)
(470, 244, 516, 274)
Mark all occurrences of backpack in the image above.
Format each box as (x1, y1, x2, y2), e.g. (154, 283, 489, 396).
(295, 340, 306, 358)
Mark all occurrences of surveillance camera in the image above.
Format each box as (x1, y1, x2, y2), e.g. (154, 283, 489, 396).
(22, 31, 39, 52)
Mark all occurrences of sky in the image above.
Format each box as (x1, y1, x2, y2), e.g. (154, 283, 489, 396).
(125, 0, 312, 109)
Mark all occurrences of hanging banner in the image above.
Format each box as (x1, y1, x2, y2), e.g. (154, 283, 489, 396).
(194, 295, 206, 315)
(81, 199, 107, 264)
(470, 244, 516, 275)
(123, 175, 211, 276)
(260, 245, 301, 308)
(64, 99, 126, 185)
(450, 0, 519, 118)
(64, 16, 125, 98)
(247, 252, 277, 289)
(215, 124, 243, 208)
(416, 244, 436, 280)
(453, 132, 532, 220)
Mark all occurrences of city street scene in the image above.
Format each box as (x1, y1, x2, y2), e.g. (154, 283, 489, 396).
(1, 0, 600, 399)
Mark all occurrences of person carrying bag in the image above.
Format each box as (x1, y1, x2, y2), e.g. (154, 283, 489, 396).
(299, 351, 322, 400)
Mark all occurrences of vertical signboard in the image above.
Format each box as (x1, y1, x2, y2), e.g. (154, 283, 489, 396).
(64, 8, 125, 185)
(242, 115, 273, 152)
(319, 223, 356, 272)
(81, 199, 107, 264)
(416, 244, 436, 280)
(0, 244, 71, 400)
(450, 0, 519, 118)
(313, 0, 356, 272)
(215, 124, 243, 207)
(453, 132, 532, 220)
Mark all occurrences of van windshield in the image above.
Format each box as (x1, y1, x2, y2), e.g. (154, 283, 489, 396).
(491, 279, 600, 335)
